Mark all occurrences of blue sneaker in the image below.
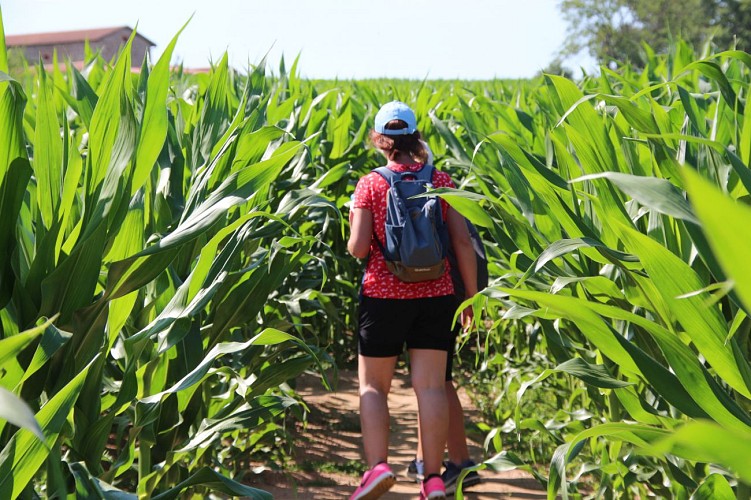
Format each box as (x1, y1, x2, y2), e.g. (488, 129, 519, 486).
(441, 460, 481, 495)
(407, 458, 425, 482)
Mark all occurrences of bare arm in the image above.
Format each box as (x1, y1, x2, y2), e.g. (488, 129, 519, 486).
(348, 207, 373, 259)
(447, 207, 478, 326)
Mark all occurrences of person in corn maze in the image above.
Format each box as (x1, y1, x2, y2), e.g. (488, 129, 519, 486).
(405, 141, 483, 495)
(408, 222, 486, 494)
(347, 101, 478, 500)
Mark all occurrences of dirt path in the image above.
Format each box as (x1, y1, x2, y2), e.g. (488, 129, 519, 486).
(246, 369, 545, 499)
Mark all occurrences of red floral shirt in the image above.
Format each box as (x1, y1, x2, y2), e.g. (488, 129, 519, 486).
(352, 163, 455, 299)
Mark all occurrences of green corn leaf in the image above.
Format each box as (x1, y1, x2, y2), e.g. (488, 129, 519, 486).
(186, 212, 283, 299)
(710, 49, 751, 70)
(649, 421, 751, 483)
(311, 161, 349, 189)
(521, 237, 637, 285)
(150, 467, 271, 500)
(209, 244, 303, 342)
(247, 355, 314, 397)
(124, 217, 295, 354)
(742, 82, 751, 166)
(17, 321, 71, 386)
(0, 74, 31, 308)
(0, 7, 7, 73)
(571, 172, 698, 224)
(330, 98, 351, 159)
(39, 220, 108, 325)
(189, 53, 232, 169)
(681, 60, 742, 115)
(548, 422, 671, 500)
(106, 191, 147, 262)
(67, 64, 98, 128)
(429, 187, 493, 227)
(230, 126, 288, 173)
(550, 276, 626, 301)
(104, 191, 145, 346)
(597, 94, 660, 134)
(32, 65, 63, 228)
(0, 323, 45, 371)
(68, 461, 137, 500)
(175, 395, 296, 453)
(0, 355, 98, 499)
(554, 358, 631, 388)
(684, 168, 751, 319)
(486, 131, 569, 190)
(86, 30, 134, 201)
(132, 22, 186, 195)
(613, 386, 676, 426)
(104, 142, 303, 303)
(430, 112, 473, 165)
(548, 75, 619, 171)
(726, 148, 751, 199)
(0, 387, 43, 441)
(503, 287, 751, 430)
(691, 473, 736, 500)
(616, 223, 751, 399)
(584, 298, 751, 429)
(139, 328, 310, 406)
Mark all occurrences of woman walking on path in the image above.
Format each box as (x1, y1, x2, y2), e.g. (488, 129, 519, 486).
(410, 220, 487, 494)
(347, 101, 478, 500)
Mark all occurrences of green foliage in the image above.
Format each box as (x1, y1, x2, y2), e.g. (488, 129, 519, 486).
(713, 0, 751, 51)
(430, 44, 751, 498)
(559, 0, 728, 67)
(3, 10, 751, 500)
(0, 21, 347, 499)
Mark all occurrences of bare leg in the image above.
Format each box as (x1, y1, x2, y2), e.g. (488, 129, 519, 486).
(358, 355, 398, 467)
(446, 381, 471, 465)
(415, 381, 470, 465)
(416, 422, 423, 461)
(409, 348, 448, 478)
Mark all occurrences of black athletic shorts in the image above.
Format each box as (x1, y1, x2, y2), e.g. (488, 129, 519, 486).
(358, 295, 456, 357)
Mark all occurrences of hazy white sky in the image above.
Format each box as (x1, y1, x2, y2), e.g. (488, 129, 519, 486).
(3, 0, 594, 79)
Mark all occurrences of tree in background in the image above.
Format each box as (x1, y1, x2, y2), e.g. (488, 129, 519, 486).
(712, 0, 751, 50)
(557, 0, 746, 68)
(559, 0, 645, 66)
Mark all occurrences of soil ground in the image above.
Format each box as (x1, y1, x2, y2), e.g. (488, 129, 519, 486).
(245, 368, 546, 499)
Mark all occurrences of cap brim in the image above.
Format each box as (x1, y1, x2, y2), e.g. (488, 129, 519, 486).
(378, 127, 415, 136)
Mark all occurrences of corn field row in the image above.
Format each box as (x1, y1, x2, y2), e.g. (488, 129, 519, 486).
(1, 11, 751, 499)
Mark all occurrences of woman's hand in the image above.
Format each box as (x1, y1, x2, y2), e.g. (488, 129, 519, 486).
(460, 303, 474, 332)
(459, 305, 475, 332)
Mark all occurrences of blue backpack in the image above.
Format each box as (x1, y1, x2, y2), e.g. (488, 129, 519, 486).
(373, 165, 450, 282)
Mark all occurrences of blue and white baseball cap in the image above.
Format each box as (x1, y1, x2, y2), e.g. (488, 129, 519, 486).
(374, 101, 417, 135)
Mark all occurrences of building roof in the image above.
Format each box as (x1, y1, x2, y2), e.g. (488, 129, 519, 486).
(6, 26, 155, 47)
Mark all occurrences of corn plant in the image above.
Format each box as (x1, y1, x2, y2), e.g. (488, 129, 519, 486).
(0, 12, 346, 498)
(425, 41, 751, 498)
(5, 7, 751, 499)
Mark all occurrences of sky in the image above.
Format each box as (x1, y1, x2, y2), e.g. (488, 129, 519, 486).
(3, 0, 595, 79)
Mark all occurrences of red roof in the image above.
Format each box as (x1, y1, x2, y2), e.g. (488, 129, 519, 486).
(6, 26, 155, 47)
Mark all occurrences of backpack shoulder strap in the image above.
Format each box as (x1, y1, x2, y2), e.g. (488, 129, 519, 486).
(415, 164, 436, 183)
(374, 165, 436, 185)
(374, 167, 399, 186)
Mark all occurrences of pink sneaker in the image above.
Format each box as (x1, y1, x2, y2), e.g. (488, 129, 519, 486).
(420, 476, 446, 499)
(350, 462, 396, 500)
